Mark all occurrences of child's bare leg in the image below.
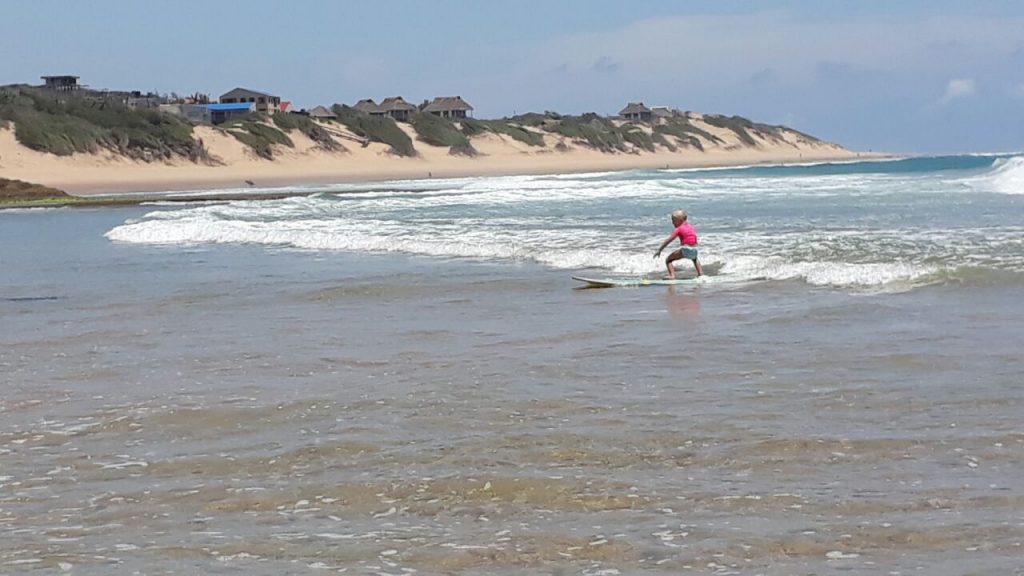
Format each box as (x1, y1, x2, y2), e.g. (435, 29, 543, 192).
(693, 258, 703, 276)
(665, 251, 682, 279)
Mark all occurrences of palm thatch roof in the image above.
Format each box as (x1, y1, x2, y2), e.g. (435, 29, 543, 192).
(353, 98, 381, 113)
(378, 96, 417, 112)
(309, 105, 336, 119)
(423, 96, 474, 113)
(619, 102, 652, 116)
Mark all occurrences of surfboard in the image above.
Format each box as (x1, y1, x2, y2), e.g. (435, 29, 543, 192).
(572, 275, 712, 288)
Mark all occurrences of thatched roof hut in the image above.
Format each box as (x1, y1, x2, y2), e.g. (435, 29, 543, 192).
(353, 98, 383, 115)
(619, 102, 652, 121)
(423, 96, 475, 119)
(308, 105, 336, 119)
(378, 96, 417, 121)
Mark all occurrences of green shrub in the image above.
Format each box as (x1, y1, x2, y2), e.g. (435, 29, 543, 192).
(271, 112, 343, 151)
(507, 112, 552, 127)
(701, 115, 762, 147)
(487, 120, 545, 147)
(11, 110, 104, 155)
(622, 127, 655, 152)
(654, 118, 723, 148)
(0, 86, 204, 160)
(545, 114, 626, 152)
(410, 112, 471, 147)
(459, 118, 488, 137)
(331, 105, 416, 156)
(705, 114, 818, 145)
(458, 118, 545, 147)
(221, 119, 293, 160)
(652, 131, 677, 152)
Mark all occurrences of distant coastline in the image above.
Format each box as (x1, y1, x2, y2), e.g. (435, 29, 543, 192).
(1, 81, 873, 200)
(0, 118, 871, 200)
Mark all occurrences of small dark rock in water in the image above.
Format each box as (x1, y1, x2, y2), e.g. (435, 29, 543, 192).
(245, 180, 255, 186)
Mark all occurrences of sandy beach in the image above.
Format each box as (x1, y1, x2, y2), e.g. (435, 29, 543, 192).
(0, 117, 867, 195)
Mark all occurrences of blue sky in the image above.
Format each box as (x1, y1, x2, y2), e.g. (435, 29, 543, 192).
(5, 0, 1024, 153)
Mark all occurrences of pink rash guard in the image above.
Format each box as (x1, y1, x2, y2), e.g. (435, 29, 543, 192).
(673, 222, 698, 246)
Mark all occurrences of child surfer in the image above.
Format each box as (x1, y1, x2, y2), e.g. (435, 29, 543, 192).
(654, 209, 704, 279)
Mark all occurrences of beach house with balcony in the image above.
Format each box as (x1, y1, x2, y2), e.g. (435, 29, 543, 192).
(41, 75, 80, 92)
(219, 87, 282, 114)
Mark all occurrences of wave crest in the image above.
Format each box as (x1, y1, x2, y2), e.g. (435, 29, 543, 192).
(964, 156, 1024, 194)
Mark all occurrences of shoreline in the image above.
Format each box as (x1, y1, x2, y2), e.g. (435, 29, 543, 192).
(0, 149, 888, 209)
(38, 150, 883, 197)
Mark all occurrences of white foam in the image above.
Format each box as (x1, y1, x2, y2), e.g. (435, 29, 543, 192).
(105, 161, 1019, 290)
(0, 206, 68, 214)
(964, 156, 1024, 194)
(107, 209, 943, 289)
(721, 255, 936, 290)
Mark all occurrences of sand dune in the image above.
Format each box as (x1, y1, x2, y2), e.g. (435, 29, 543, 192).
(0, 116, 866, 195)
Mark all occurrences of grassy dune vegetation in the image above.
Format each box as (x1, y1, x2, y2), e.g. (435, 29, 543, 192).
(271, 112, 344, 152)
(0, 86, 346, 162)
(0, 86, 205, 161)
(331, 105, 416, 157)
(460, 118, 546, 147)
(702, 114, 800, 147)
(222, 113, 351, 160)
(410, 112, 476, 156)
(220, 118, 293, 160)
(653, 119, 724, 151)
(1, 82, 822, 164)
(545, 114, 627, 153)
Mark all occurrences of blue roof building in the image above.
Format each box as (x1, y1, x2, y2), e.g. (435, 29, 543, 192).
(206, 102, 255, 124)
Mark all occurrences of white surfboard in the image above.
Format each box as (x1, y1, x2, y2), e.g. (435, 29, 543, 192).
(572, 275, 714, 288)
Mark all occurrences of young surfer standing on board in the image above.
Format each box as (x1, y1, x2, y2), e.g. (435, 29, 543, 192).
(654, 209, 704, 279)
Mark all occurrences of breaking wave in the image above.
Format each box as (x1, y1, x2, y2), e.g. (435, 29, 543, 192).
(963, 156, 1024, 195)
(106, 155, 1024, 292)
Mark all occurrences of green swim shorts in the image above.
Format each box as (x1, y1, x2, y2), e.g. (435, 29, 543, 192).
(680, 245, 699, 259)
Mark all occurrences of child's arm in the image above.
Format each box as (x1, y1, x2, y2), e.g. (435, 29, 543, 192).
(653, 232, 677, 257)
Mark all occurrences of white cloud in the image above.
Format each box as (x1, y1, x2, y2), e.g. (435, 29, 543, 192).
(936, 78, 977, 106)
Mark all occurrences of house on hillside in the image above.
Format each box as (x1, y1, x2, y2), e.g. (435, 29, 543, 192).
(423, 96, 474, 119)
(353, 99, 384, 116)
(207, 102, 256, 124)
(378, 96, 416, 121)
(159, 102, 248, 124)
(308, 105, 336, 120)
(41, 75, 80, 91)
(619, 102, 652, 122)
(126, 91, 167, 110)
(651, 106, 678, 119)
(219, 87, 282, 114)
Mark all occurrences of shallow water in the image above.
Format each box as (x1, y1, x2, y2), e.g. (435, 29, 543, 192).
(2, 158, 1024, 574)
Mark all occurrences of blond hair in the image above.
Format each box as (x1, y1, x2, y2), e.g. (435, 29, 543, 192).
(671, 209, 688, 222)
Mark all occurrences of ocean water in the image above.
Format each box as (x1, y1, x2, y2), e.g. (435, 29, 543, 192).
(2, 155, 1023, 575)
